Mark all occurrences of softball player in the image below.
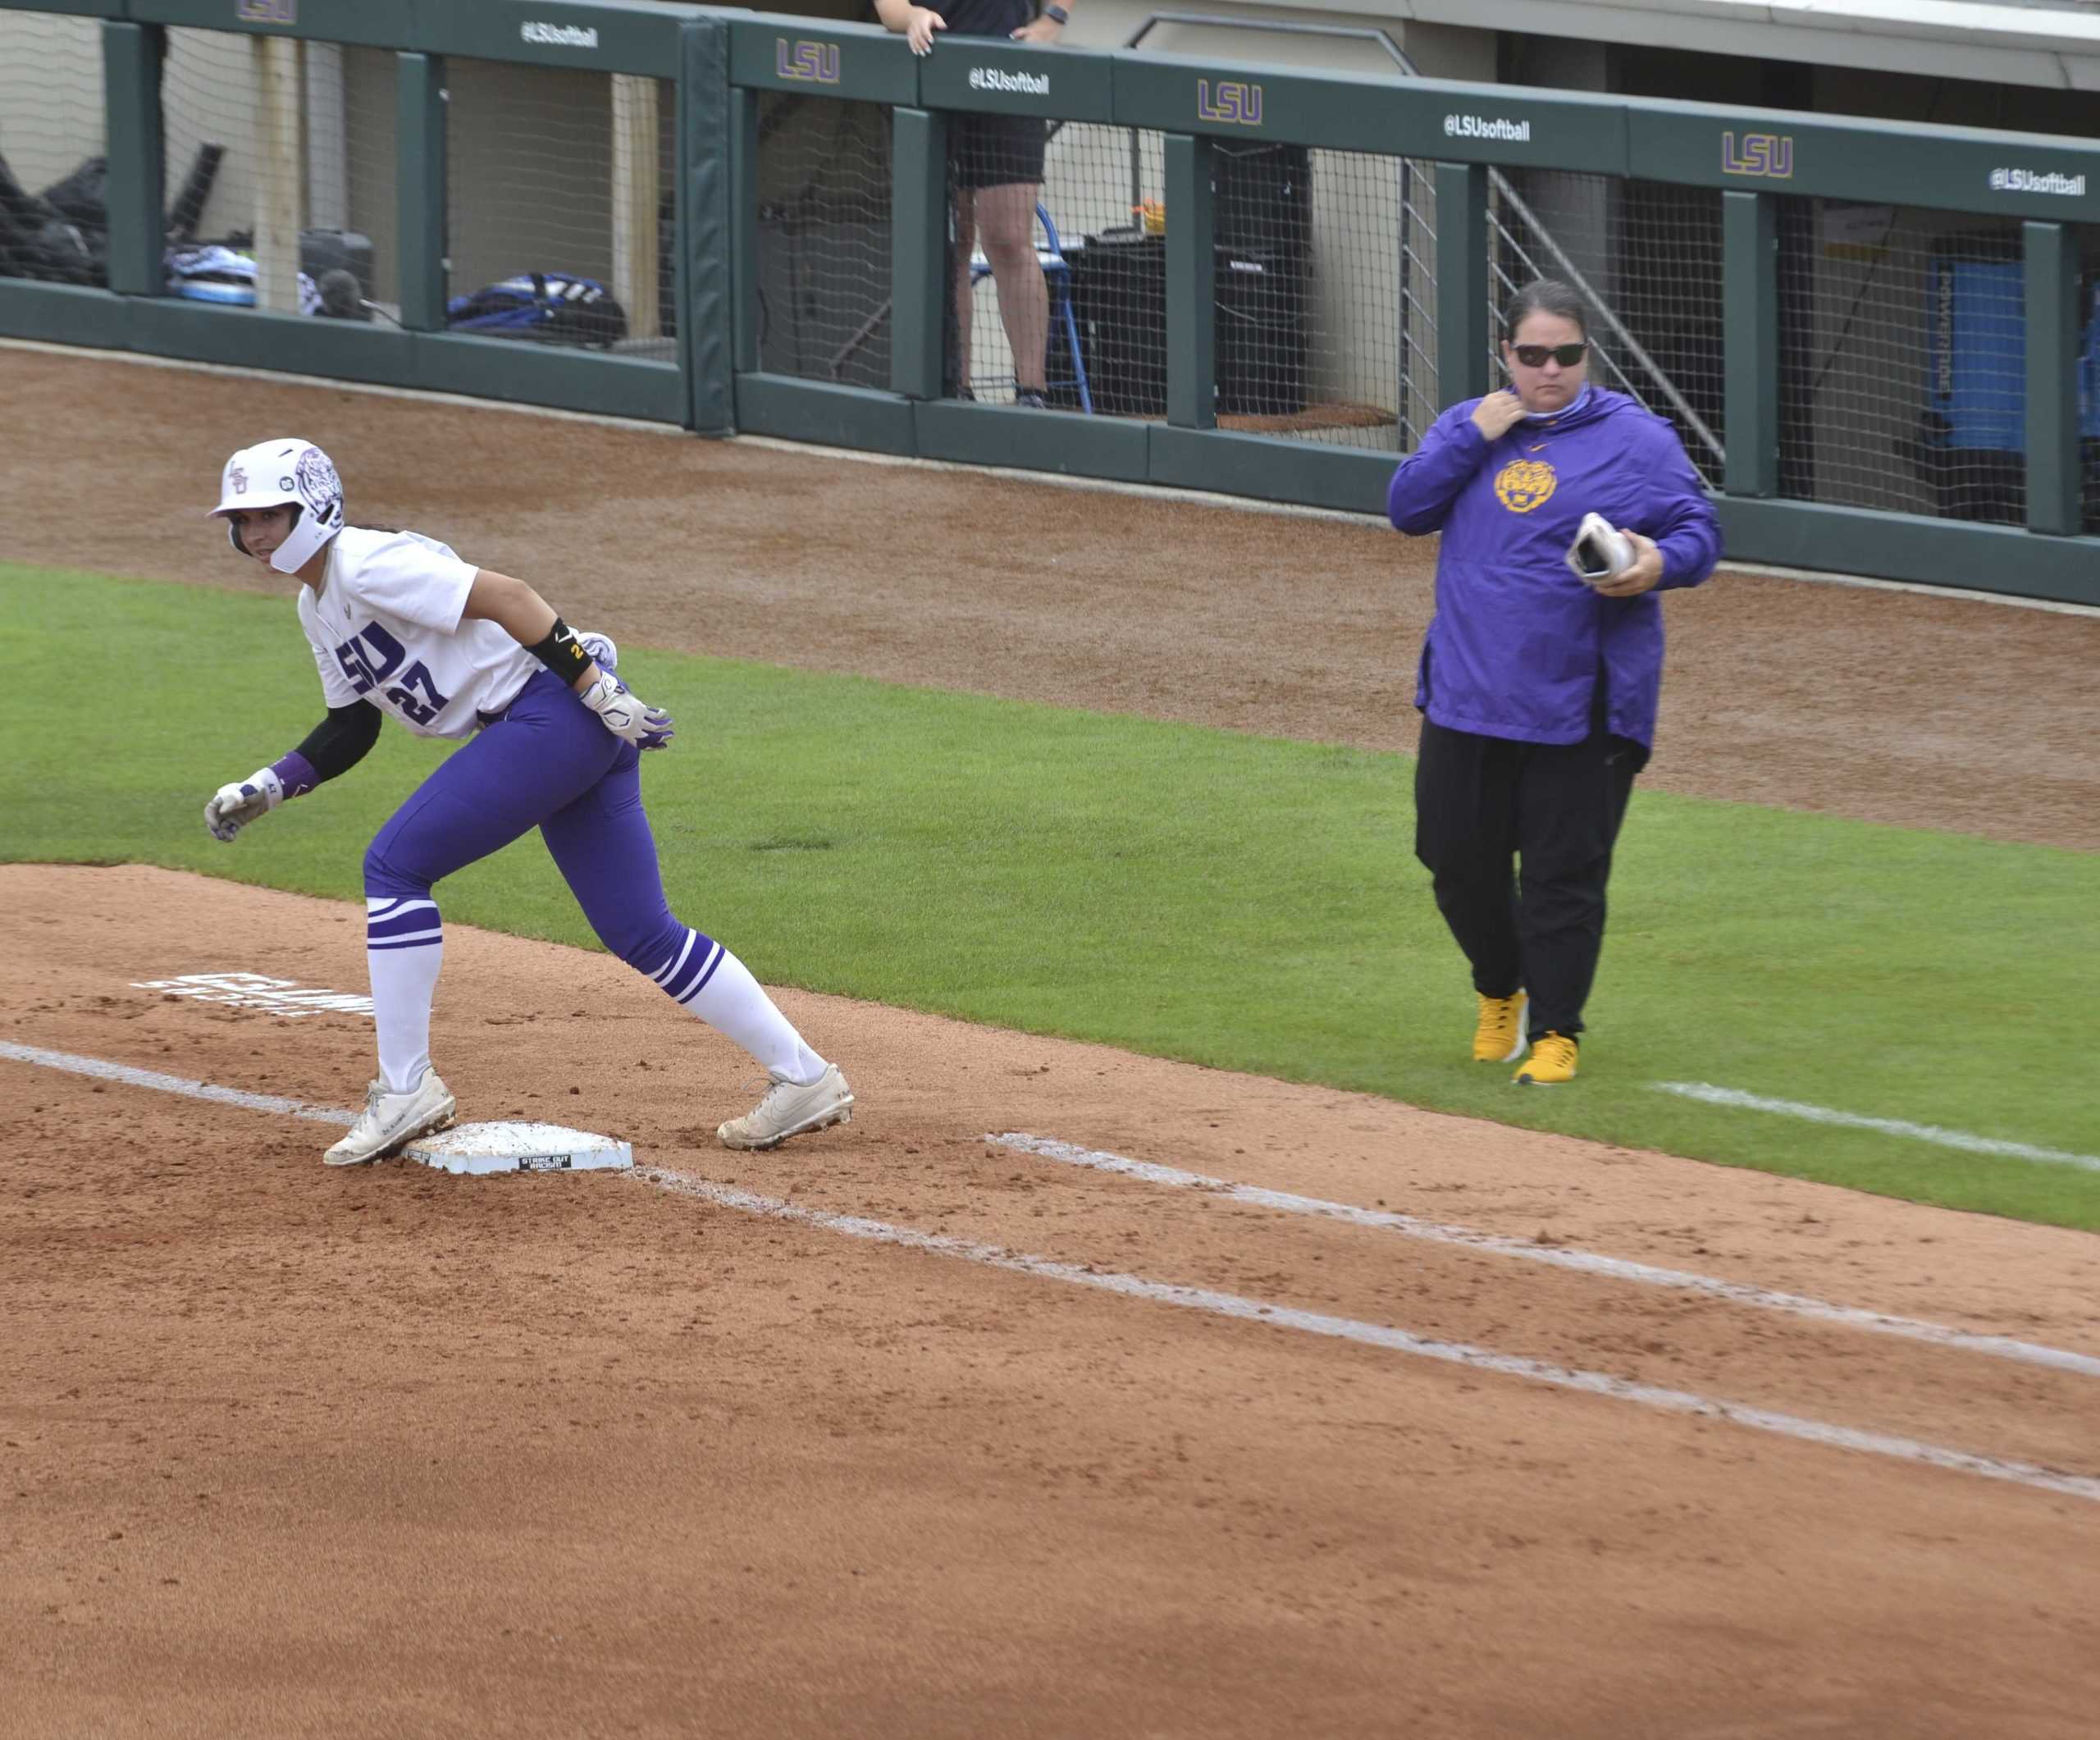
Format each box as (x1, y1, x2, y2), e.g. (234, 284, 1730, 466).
(203, 438, 853, 1165)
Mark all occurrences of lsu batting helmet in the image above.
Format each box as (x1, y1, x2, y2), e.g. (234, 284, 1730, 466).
(210, 439, 345, 575)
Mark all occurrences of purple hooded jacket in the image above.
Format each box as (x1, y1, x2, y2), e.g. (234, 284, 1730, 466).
(1387, 387, 1719, 749)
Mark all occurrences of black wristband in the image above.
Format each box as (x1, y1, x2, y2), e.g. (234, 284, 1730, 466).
(525, 615, 592, 683)
(1043, 4, 1069, 21)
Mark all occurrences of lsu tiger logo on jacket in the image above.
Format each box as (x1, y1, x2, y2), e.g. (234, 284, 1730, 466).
(1495, 459, 1557, 514)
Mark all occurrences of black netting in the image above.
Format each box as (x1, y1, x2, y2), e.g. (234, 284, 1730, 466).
(0, 11, 109, 287)
(1490, 170, 1725, 485)
(443, 59, 675, 354)
(154, 30, 394, 322)
(752, 93, 892, 388)
(1203, 146, 1435, 452)
(1775, 200, 2030, 520)
(339, 48, 396, 311)
(937, 119, 1166, 414)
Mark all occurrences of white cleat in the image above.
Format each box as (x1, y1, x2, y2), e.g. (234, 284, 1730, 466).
(325, 1070, 457, 1167)
(717, 1063, 854, 1151)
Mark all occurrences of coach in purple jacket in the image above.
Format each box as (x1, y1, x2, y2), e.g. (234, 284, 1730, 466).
(1388, 279, 1719, 1086)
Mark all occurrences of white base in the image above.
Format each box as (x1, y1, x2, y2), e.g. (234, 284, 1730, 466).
(404, 1121, 633, 1176)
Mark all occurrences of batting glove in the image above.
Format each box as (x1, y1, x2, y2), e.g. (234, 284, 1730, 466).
(204, 765, 285, 843)
(579, 672, 674, 751)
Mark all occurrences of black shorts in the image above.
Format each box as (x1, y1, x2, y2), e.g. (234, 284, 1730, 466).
(951, 112, 1047, 192)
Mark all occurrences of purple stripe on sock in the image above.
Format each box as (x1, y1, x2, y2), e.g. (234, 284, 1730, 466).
(272, 751, 321, 801)
(367, 909, 441, 943)
(661, 933, 714, 1002)
(652, 931, 695, 986)
(680, 941, 726, 1004)
(368, 937, 443, 952)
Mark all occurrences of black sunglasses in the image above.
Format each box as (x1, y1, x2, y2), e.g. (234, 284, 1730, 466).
(1509, 341, 1588, 368)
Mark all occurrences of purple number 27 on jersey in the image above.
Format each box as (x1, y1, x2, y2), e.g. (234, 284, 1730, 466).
(334, 623, 450, 727)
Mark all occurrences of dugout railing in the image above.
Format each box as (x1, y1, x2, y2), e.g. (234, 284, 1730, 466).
(2, 2, 2097, 605)
(0, 0, 731, 427)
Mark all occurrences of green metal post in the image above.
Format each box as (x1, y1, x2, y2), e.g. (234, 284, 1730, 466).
(1433, 162, 1490, 405)
(1722, 190, 1777, 499)
(729, 84, 759, 377)
(2023, 220, 2079, 537)
(395, 53, 447, 332)
(681, 19, 733, 433)
(101, 21, 164, 298)
(892, 107, 947, 400)
(1166, 133, 1215, 430)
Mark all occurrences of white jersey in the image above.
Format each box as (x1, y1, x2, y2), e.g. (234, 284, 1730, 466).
(297, 527, 537, 740)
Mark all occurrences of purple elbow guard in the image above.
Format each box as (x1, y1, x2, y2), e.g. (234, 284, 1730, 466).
(271, 751, 321, 800)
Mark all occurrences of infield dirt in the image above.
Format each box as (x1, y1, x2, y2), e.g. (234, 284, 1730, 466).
(3, 349, 2098, 1737)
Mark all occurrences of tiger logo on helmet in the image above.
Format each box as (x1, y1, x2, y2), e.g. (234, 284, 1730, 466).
(294, 445, 344, 527)
(210, 439, 345, 575)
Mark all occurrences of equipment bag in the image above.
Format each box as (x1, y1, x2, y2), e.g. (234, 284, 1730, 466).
(0, 148, 98, 285)
(443, 272, 628, 348)
(164, 244, 322, 314)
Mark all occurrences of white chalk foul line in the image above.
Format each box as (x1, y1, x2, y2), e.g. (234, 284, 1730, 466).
(11, 1039, 2098, 1503)
(1651, 1082, 2100, 1172)
(987, 1133, 2100, 1383)
(637, 1166, 2100, 1506)
(0, 1041, 357, 1124)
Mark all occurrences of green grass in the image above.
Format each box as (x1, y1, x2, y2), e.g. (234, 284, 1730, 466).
(4, 563, 2096, 1229)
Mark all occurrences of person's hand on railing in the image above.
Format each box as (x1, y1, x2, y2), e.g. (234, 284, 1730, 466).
(874, 1, 947, 56)
(906, 7, 946, 53)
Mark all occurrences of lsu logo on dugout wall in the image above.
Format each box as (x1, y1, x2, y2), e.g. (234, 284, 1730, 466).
(1495, 459, 1557, 514)
(1721, 130, 1793, 180)
(1196, 80, 1263, 126)
(777, 39, 841, 84)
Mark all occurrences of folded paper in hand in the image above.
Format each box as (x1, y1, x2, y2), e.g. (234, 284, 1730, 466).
(1566, 512, 1633, 587)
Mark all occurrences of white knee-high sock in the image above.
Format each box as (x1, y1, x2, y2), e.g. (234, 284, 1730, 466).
(652, 929, 825, 1085)
(366, 897, 443, 1094)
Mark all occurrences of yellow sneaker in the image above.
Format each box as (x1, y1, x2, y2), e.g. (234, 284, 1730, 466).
(1472, 989, 1528, 1062)
(1514, 1031, 1578, 1085)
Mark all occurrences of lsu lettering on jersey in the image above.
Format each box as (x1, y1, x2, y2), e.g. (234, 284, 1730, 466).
(298, 527, 538, 738)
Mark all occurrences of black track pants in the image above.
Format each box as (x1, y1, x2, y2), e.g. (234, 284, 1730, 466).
(1412, 718, 1646, 1039)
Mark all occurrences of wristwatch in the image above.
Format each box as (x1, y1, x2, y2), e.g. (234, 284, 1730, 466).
(1043, 5, 1069, 22)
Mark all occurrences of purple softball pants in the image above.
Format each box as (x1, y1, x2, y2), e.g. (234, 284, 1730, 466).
(361, 669, 700, 979)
